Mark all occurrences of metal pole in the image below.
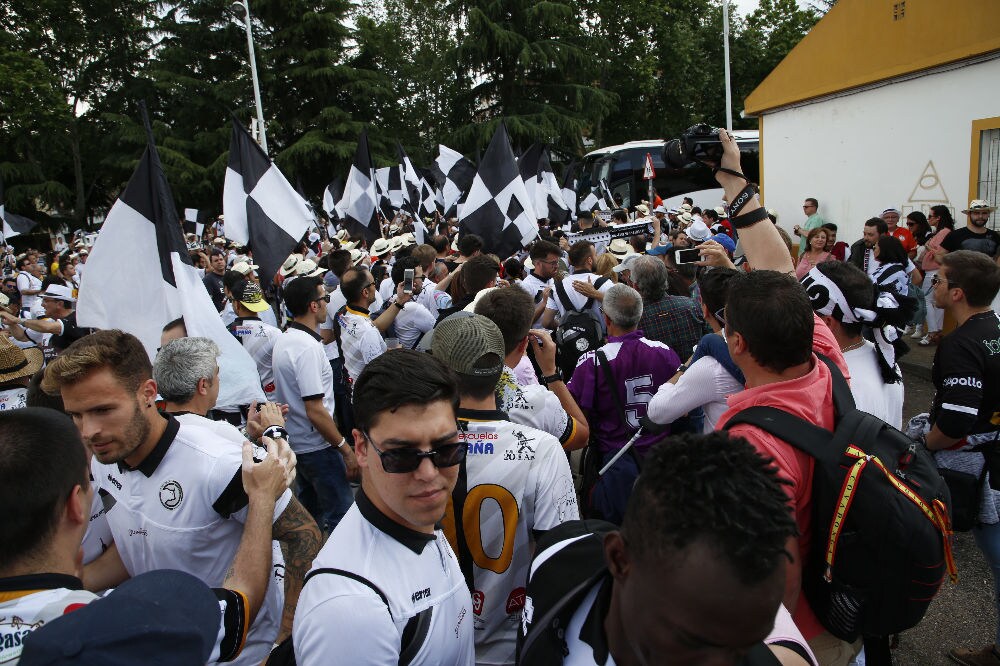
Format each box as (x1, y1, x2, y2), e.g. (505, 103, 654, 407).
(236, 0, 268, 155)
(722, 0, 733, 132)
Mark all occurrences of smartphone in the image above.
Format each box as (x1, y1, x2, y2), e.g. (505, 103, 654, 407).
(675, 248, 701, 264)
(403, 268, 415, 294)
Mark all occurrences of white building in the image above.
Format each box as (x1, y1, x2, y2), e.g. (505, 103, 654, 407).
(744, 0, 1000, 247)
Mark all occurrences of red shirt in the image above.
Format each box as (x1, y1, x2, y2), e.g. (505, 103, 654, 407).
(715, 315, 848, 640)
(888, 226, 917, 253)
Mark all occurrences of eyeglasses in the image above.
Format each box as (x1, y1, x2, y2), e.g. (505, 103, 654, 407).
(313, 294, 331, 304)
(364, 432, 467, 473)
(906, 222, 917, 227)
(713, 307, 726, 327)
(931, 275, 960, 289)
(361, 281, 375, 290)
(535, 258, 558, 266)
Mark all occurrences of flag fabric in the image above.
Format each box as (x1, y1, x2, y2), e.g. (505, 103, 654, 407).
(539, 149, 572, 228)
(517, 143, 546, 221)
(433, 144, 476, 219)
(458, 122, 538, 260)
(518, 144, 571, 227)
(560, 159, 578, 223)
(418, 178, 440, 219)
(77, 119, 264, 409)
(322, 178, 344, 221)
(397, 144, 424, 218)
(599, 178, 616, 211)
(223, 119, 313, 284)
(338, 130, 380, 243)
(374, 167, 399, 220)
(0, 178, 37, 240)
(579, 189, 600, 214)
(182, 208, 209, 240)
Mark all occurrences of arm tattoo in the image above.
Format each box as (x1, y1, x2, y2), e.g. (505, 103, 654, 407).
(272, 497, 322, 641)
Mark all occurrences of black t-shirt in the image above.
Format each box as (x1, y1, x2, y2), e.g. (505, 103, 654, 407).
(203, 271, 226, 312)
(941, 227, 1000, 258)
(930, 311, 1000, 439)
(50, 311, 92, 351)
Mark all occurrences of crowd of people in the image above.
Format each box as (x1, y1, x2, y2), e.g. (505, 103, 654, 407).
(1, 130, 1000, 666)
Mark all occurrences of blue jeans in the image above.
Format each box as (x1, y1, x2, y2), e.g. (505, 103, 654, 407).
(974, 521, 1000, 645)
(295, 447, 354, 534)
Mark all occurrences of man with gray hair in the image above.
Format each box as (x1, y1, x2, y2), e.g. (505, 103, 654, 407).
(566, 283, 681, 523)
(631, 255, 708, 358)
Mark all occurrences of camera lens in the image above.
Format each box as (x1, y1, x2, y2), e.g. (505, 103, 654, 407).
(663, 139, 687, 169)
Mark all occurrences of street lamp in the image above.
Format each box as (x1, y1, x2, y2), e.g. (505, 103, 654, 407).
(231, 0, 268, 154)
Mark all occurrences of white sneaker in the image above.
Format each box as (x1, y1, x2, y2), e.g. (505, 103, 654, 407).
(902, 325, 915, 336)
(910, 325, 924, 339)
(919, 334, 934, 346)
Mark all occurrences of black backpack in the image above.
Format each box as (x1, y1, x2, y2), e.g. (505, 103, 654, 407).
(553, 277, 608, 379)
(517, 520, 784, 666)
(266, 568, 429, 666)
(723, 354, 956, 643)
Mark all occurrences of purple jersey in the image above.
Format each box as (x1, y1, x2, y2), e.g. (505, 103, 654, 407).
(567, 330, 681, 455)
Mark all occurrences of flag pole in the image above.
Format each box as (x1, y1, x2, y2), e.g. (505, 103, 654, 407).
(723, 0, 734, 131)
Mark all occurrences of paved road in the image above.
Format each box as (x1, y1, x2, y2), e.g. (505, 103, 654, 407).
(884, 363, 994, 664)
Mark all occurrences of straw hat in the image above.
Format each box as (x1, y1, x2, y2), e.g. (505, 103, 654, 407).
(0, 337, 44, 385)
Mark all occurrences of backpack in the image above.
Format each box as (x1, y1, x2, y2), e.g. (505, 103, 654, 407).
(266, 568, 429, 666)
(553, 277, 608, 379)
(517, 520, 783, 666)
(723, 354, 956, 643)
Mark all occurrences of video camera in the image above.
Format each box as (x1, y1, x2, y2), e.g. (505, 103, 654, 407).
(663, 123, 724, 169)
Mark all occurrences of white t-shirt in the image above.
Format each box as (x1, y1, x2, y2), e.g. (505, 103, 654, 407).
(229, 316, 282, 395)
(519, 273, 556, 328)
(843, 341, 904, 429)
(294, 491, 475, 666)
(16, 272, 42, 314)
(496, 366, 575, 447)
(321, 287, 383, 361)
(416, 281, 453, 319)
(339, 306, 387, 384)
(271, 323, 338, 454)
(453, 409, 579, 665)
(0, 387, 27, 412)
(552, 272, 612, 324)
(393, 302, 435, 350)
(90, 416, 291, 666)
(646, 354, 743, 432)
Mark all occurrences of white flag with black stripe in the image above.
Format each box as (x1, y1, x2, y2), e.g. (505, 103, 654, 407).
(432, 144, 476, 218)
(539, 149, 571, 227)
(397, 144, 423, 218)
(560, 159, 578, 223)
(458, 122, 538, 259)
(599, 178, 615, 211)
(0, 178, 37, 240)
(338, 130, 380, 242)
(223, 119, 312, 283)
(322, 178, 344, 221)
(78, 121, 264, 409)
(578, 189, 600, 214)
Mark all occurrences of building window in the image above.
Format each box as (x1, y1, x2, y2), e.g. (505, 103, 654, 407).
(893, 2, 906, 20)
(970, 117, 1000, 230)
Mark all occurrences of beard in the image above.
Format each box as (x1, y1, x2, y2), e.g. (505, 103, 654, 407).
(99, 400, 152, 465)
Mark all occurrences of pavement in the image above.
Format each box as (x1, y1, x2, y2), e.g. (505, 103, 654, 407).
(883, 341, 995, 665)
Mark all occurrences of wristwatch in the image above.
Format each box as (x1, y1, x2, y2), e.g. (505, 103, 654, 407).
(540, 372, 563, 386)
(393, 301, 405, 310)
(261, 425, 288, 441)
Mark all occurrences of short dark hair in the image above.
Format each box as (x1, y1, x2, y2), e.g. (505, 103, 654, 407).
(210, 248, 226, 259)
(813, 261, 874, 337)
(391, 256, 420, 286)
(726, 271, 813, 373)
(284, 275, 324, 317)
(458, 234, 483, 257)
(474, 286, 534, 356)
(942, 250, 1000, 307)
(340, 268, 371, 305)
(353, 349, 459, 432)
(42, 330, 151, 396)
(865, 217, 888, 235)
(431, 235, 449, 254)
(222, 270, 245, 292)
(568, 241, 594, 269)
(611, 210, 628, 224)
(821, 222, 838, 233)
(805, 197, 819, 208)
(622, 432, 797, 584)
(703, 209, 719, 222)
(455, 354, 503, 401)
(875, 235, 908, 265)
(0, 408, 89, 569)
(529, 240, 561, 262)
(503, 258, 525, 281)
(697, 268, 740, 318)
(326, 249, 353, 278)
(461, 255, 500, 294)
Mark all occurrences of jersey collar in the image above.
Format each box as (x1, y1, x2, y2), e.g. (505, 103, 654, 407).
(578, 575, 614, 664)
(287, 320, 323, 343)
(118, 414, 179, 477)
(232, 316, 261, 324)
(345, 305, 371, 318)
(456, 407, 510, 422)
(0, 572, 83, 600)
(356, 487, 436, 555)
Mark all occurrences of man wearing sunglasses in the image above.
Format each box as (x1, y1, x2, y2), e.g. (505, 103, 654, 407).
(293, 349, 475, 665)
(338, 266, 413, 385)
(431, 313, 578, 666)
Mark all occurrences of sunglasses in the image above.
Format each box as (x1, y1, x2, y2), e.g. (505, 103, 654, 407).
(364, 432, 466, 473)
(313, 294, 331, 304)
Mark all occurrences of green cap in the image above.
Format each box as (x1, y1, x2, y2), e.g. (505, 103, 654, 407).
(432, 313, 505, 377)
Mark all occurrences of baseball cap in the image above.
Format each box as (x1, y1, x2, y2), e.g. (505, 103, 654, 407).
(431, 313, 505, 377)
(613, 253, 641, 273)
(41, 285, 75, 303)
(710, 233, 737, 255)
(647, 243, 673, 256)
(18, 570, 220, 665)
(233, 280, 270, 313)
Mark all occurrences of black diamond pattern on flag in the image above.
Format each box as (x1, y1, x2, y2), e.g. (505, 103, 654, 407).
(374, 168, 397, 220)
(223, 119, 312, 284)
(579, 190, 600, 213)
(77, 114, 264, 409)
(459, 122, 538, 259)
(322, 178, 344, 221)
(338, 130, 380, 243)
(0, 178, 37, 240)
(418, 178, 440, 219)
(516, 143, 546, 221)
(397, 144, 423, 218)
(539, 148, 571, 227)
(432, 144, 476, 219)
(182, 208, 211, 238)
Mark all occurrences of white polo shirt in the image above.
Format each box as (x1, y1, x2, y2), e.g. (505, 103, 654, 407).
(451, 408, 579, 666)
(229, 316, 282, 395)
(393, 301, 435, 350)
(496, 367, 575, 447)
(320, 287, 383, 361)
(271, 323, 337, 455)
(294, 489, 474, 665)
(16, 271, 42, 314)
(90, 416, 292, 666)
(338, 305, 386, 385)
(518, 273, 556, 328)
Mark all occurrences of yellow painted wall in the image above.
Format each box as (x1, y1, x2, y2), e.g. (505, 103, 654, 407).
(745, 0, 1000, 115)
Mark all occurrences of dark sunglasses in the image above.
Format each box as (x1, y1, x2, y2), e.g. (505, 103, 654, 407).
(313, 294, 331, 304)
(364, 432, 466, 473)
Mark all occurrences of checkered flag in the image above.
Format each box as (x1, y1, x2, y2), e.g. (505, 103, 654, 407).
(374, 167, 398, 220)
(519, 144, 571, 227)
(397, 144, 423, 218)
(560, 159, 578, 218)
(458, 122, 538, 259)
(0, 177, 37, 240)
(337, 130, 380, 243)
(578, 189, 600, 213)
(322, 177, 344, 221)
(223, 119, 313, 283)
(432, 144, 476, 218)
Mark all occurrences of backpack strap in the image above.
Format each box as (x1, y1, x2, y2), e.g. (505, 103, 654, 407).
(723, 406, 836, 464)
(814, 352, 856, 418)
(554, 278, 592, 313)
(597, 350, 638, 446)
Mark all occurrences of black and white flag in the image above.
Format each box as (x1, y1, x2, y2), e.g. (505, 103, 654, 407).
(458, 122, 538, 259)
(560, 160, 578, 222)
(374, 167, 401, 220)
(599, 178, 616, 211)
(223, 119, 312, 284)
(338, 130, 380, 243)
(322, 177, 344, 221)
(517, 143, 546, 221)
(78, 115, 264, 409)
(432, 145, 476, 219)
(578, 189, 600, 214)
(182, 208, 210, 239)
(397, 144, 424, 218)
(0, 178, 37, 240)
(519, 144, 571, 228)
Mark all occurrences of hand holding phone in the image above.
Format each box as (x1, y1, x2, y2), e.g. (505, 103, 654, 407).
(403, 268, 415, 294)
(674, 248, 701, 264)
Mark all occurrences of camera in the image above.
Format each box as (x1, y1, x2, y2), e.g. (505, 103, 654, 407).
(663, 123, 724, 169)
